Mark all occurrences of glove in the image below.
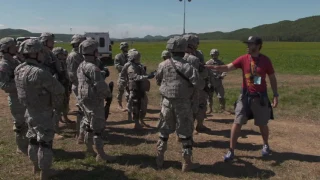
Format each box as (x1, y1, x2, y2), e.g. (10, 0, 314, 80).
(147, 72, 155, 79)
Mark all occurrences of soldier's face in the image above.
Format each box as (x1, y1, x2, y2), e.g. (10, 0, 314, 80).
(46, 40, 54, 50)
(122, 47, 128, 52)
(211, 53, 219, 59)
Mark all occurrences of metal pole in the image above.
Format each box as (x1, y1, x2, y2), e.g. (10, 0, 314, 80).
(183, 0, 186, 35)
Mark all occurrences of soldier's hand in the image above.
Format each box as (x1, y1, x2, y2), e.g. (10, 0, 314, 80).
(103, 67, 110, 77)
(147, 71, 155, 79)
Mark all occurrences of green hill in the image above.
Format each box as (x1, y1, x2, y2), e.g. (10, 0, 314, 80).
(1, 15, 320, 42)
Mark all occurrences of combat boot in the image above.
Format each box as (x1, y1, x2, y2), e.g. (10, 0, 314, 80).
(95, 147, 116, 162)
(182, 155, 200, 172)
(117, 101, 124, 111)
(54, 133, 64, 140)
(40, 169, 50, 180)
(134, 122, 143, 130)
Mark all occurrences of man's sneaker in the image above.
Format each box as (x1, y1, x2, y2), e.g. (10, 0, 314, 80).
(223, 149, 234, 162)
(262, 144, 271, 157)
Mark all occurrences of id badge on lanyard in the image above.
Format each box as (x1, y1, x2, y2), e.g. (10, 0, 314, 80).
(250, 56, 261, 85)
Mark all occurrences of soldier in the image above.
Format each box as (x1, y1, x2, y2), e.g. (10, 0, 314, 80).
(39, 32, 69, 140)
(183, 34, 209, 132)
(194, 35, 205, 64)
(155, 36, 204, 172)
(77, 39, 116, 162)
(52, 47, 74, 124)
(0, 37, 28, 155)
(120, 49, 155, 129)
(114, 42, 129, 111)
(66, 34, 86, 143)
(15, 38, 65, 179)
(206, 49, 227, 113)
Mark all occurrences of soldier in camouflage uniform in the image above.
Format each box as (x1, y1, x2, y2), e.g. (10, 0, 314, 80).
(52, 47, 74, 124)
(39, 32, 69, 140)
(155, 36, 204, 172)
(182, 34, 209, 132)
(0, 37, 28, 155)
(120, 49, 155, 129)
(206, 49, 227, 113)
(159, 50, 172, 106)
(77, 39, 116, 162)
(15, 39, 65, 179)
(66, 34, 86, 143)
(114, 42, 129, 110)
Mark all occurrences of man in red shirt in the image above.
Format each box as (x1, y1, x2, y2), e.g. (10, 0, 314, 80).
(205, 36, 279, 161)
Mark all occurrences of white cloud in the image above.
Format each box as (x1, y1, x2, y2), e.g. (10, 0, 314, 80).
(19, 23, 230, 39)
(0, 24, 4, 27)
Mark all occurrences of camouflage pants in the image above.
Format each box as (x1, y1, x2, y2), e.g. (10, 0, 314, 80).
(191, 89, 199, 117)
(8, 94, 28, 154)
(80, 99, 106, 153)
(208, 80, 225, 108)
(127, 91, 148, 122)
(157, 98, 194, 156)
(25, 108, 55, 170)
(195, 89, 208, 126)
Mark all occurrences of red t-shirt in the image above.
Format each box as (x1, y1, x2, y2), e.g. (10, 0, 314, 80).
(232, 54, 274, 93)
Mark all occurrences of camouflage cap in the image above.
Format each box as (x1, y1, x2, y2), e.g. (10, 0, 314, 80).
(120, 42, 129, 50)
(210, 49, 219, 55)
(166, 36, 187, 53)
(182, 34, 198, 48)
(71, 34, 86, 44)
(39, 32, 55, 42)
(127, 49, 141, 62)
(79, 39, 99, 55)
(52, 47, 64, 56)
(19, 39, 43, 54)
(161, 50, 171, 58)
(0, 37, 17, 51)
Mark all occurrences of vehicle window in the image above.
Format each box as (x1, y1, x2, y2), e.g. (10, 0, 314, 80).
(99, 37, 105, 47)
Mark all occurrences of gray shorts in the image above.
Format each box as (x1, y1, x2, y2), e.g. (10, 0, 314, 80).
(234, 94, 271, 126)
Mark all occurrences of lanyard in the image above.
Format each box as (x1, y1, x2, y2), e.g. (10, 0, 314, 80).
(250, 55, 260, 76)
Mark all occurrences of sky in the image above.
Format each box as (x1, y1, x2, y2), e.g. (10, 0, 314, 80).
(0, 0, 319, 38)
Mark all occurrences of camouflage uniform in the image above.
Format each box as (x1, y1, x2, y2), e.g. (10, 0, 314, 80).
(66, 34, 86, 143)
(77, 39, 116, 162)
(156, 36, 204, 172)
(159, 50, 172, 106)
(14, 39, 65, 179)
(114, 42, 129, 108)
(120, 49, 154, 129)
(183, 34, 209, 131)
(0, 37, 28, 155)
(206, 49, 226, 111)
(52, 47, 73, 126)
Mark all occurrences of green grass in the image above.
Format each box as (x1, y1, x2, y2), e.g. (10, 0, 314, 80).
(57, 40, 320, 75)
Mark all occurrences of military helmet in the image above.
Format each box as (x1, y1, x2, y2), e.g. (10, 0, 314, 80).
(71, 34, 86, 44)
(19, 39, 43, 54)
(127, 49, 140, 62)
(0, 37, 17, 52)
(210, 49, 219, 55)
(194, 35, 200, 45)
(52, 47, 65, 56)
(166, 36, 187, 53)
(79, 39, 98, 55)
(39, 32, 55, 42)
(161, 50, 171, 58)
(63, 49, 68, 56)
(120, 42, 129, 50)
(182, 34, 198, 48)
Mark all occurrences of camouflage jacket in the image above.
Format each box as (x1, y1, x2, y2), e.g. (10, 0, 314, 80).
(66, 48, 84, 85)
(0, 53, 21, 95)
(114, 52, 128, 73)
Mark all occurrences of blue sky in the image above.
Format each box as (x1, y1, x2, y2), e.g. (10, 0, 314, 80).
(0, 0, 319, 38)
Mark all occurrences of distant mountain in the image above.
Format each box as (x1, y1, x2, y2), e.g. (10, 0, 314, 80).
(1, 15, 320, 42)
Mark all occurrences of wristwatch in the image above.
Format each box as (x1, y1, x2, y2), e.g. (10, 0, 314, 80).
(273, 92, 279, 97)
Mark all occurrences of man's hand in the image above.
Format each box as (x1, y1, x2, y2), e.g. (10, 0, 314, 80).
(272, 96, 278, 108)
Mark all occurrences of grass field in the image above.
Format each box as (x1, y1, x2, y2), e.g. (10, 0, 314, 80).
(0, 40, 319, 180)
